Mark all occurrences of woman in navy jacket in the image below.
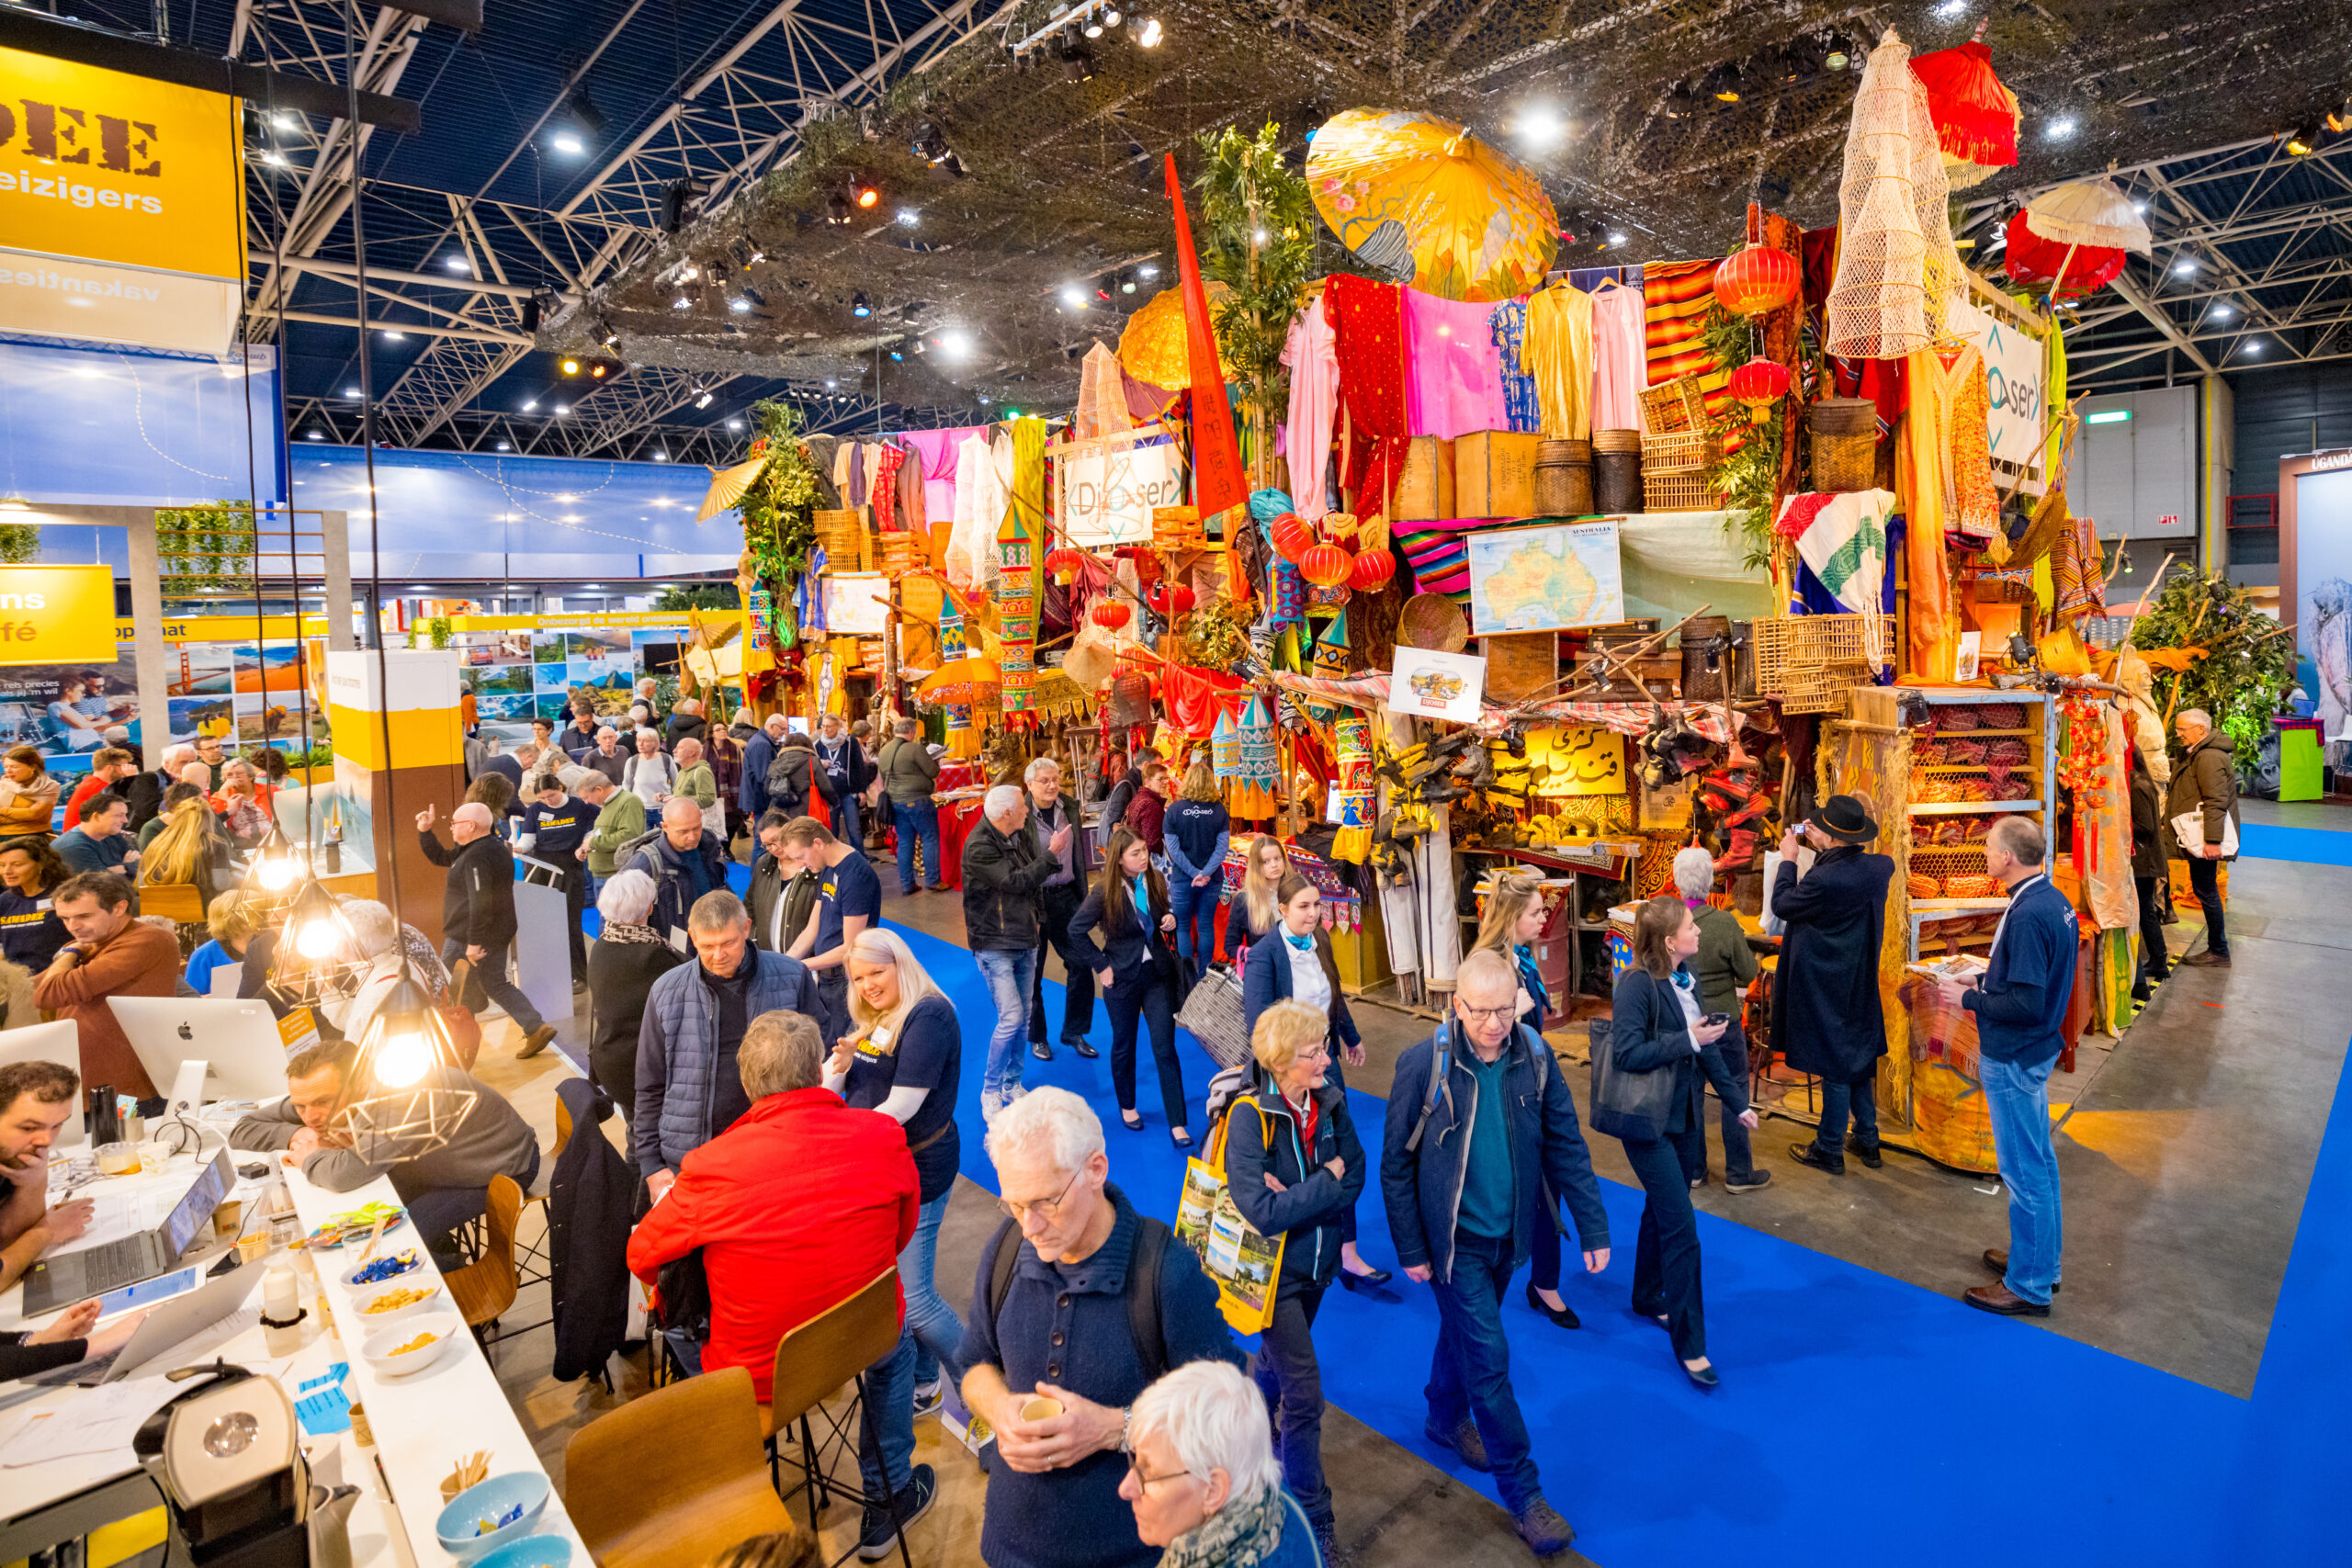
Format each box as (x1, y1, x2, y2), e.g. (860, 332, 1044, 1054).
(1241, 872, 1388, 1289)
(1606, 895, 1758, 1389)
(1069, 827, 1192, 1145)
(1221, 998, 1366, 1556)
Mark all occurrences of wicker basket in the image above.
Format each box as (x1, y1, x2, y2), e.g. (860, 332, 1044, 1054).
(1594, 450, 1641, 513)
(1751, 614, 1896, 694)
(1639, 375, 1710, 434)
(1532, 440, 1593, 516)
(1398, 592, 1469, 652)
(1781, 660, 1871, 714)
(1644, 469, 1718, 513)
(875, 529, 927, 576)
(814, 508, 870, 570)
(1640, 428, 1723, 476)
(1810, 430, 1876, 493)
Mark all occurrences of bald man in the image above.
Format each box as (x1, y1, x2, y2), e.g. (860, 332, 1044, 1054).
(625, 795, 732, 942)
(417, 800, 555, 1057)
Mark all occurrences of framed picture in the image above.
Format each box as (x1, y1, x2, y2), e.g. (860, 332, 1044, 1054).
(1390, 646, 1487, 723)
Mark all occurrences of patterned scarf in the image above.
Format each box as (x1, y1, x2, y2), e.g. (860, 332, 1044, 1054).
(600, 919, 669, 948)
(1157, 1483, 1288, 1568)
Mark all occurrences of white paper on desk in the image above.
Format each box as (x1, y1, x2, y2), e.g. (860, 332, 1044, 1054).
(0, 1376, 179, 1465)
(114, 1305, 264, 1382)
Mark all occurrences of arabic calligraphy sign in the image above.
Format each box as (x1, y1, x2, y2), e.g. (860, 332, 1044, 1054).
(1528, 726, 1626, 797)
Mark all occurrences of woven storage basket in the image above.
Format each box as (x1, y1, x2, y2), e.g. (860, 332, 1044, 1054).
(1532, 439, 1593, 516)
(814, 509, 870, 570)
(1809, 397, 1877, 434)
(1781, 660, 1870, 714)
(1397, 592, 1469, 652)
(1594, 450, 1642, 513)
(1640, 427, 1723, 476)
(1811, 430, 1877, 493)
(1644, 469, 1718, 513)
(1750, 614, 1895, 694)
(1591, 428, 1644, 452)
(875, 529, 926, 576)
(1639, 375, 1710, 434)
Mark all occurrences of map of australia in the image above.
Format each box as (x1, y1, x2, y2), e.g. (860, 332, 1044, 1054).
(1468, 520, 1625, 634)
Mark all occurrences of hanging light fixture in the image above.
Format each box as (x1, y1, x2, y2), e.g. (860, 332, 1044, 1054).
(243, 818, 306, 896)
(334, 964, 475, 1162)
(267, 874, 367, 1004)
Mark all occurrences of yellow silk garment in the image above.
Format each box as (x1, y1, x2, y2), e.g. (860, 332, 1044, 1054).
(1894, 348, 1958, 682)
(1522, 278, 1595, 441)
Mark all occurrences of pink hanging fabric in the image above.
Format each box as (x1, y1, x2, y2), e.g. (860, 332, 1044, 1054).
(1282, 297, 1340, 522)
(1402, 288, 1510, 440)
(1589, 281, 1648, 431)
(903, 427, 981, 525)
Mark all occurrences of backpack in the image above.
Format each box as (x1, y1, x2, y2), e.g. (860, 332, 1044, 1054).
(1404, 1021, 1552, 1152)
(985, 1212, 1171, 1382)
(766, 748, 809, 814)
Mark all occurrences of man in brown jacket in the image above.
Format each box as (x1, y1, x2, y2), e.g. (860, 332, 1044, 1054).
(31, 873, 180, 1101)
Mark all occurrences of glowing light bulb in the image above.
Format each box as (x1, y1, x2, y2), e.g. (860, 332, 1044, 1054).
(374, 1026, 433, 1087)
(256, 856, 299, 891)
(295, 917, 341, 959)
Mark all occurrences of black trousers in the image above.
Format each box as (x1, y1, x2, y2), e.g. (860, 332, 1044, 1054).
(2133, 874, 2170, 987)
(1626, 1121, 1708, 1362)
(2187, 853, 2229, 956)
(560, 861, 588, 983)
(1029, 881, 1096, 1045)
(1106, 973, 1187, 1132)
(1251, 1281, 1332, 1528)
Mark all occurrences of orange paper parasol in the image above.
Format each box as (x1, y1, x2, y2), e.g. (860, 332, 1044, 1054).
(918, 657, 1002, 705)
(695, 453, 767, 522)
(1306, 108, 1557, 301)
(1118, 281, 1232, 389)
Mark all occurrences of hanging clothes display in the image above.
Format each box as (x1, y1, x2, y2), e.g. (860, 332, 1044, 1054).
(1588, 276, 1647, 432)
(872, 441, 908, 533)
(1522, 276, 1595, 441)
(1282, 295, 1341, 522)
(1402, 288, 1511, 440)
(1326, 272, 1411, 515)
(901, 426, 977, 525)
(1894, 351, 1961, 682)
(1920, 344, 2000, 548)
(833, 442, 865, 508)
(1642, 258, 1733, 422)
(948, 427, 1008, 592)
(1487, 297, 1540, 434)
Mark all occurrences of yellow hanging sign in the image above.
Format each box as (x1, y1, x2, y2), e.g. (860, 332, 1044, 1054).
(0, 564, 119, 664)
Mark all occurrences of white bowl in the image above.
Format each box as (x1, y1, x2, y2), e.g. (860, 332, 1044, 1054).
(342, 1249, 425, 1290)
(353, 1280, 443, 1325)
(361, 1312, 462, 1379)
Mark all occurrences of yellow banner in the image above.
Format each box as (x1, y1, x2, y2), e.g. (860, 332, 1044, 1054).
(445, 611, 738, 633)
(111, 614, 335, 643)
(0, 564, 119, 664)
(0, 49, 243, 281)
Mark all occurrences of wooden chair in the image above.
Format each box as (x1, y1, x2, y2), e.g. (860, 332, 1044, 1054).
(757, 1268, 914, 1567)
(567, 1365, 808, 1568)
(443, 1174, 524, 1337)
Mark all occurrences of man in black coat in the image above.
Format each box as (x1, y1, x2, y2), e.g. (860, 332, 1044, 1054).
(1771, 795, 1895, 1175)
(416, 801, 557, 1058)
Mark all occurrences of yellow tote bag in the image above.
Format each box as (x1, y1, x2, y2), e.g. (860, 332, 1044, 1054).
(1172, 1106, 1288, 1336)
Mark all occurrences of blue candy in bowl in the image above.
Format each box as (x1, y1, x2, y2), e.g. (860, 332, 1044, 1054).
(434, 1472, 550, 1563)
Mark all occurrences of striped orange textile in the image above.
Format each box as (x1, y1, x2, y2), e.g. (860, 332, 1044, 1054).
(1643, 258, 1732, 423)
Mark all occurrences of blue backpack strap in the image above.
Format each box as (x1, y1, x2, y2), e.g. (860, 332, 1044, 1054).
(1405, 1021, 1455, 1152)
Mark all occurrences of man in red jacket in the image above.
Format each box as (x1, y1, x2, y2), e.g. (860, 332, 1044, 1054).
(628, 1008, 932, 1557)
(1121, 758, 1170, 855)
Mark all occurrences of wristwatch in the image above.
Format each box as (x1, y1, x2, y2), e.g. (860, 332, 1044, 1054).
(1117, 1405, 1134, 1455)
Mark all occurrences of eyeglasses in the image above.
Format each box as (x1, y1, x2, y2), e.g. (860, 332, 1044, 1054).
(1457, 1003, 1518, 1024)
(998, 1168, 1082, 1224)
(1126, 1457, 1195, 1489)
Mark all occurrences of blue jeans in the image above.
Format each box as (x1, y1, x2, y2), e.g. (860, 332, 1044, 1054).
(856, 1327, 917, 1501)
(834, 791, 861, 852)
(1167, 875, 1218, 967)
(894, 798, 942, 892)
(1811, 1072, 1880, 1166)
(901, 1190, 967, 1390)
(1981, 1054, 2064, 1304)
(1426, 1231, 1543, 1517)
(975, 948, 1036, 1111)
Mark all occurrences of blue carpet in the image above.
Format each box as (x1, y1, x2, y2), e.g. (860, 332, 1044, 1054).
(890, 919, 2342, 1563)
(2240, 820, 2352, 866)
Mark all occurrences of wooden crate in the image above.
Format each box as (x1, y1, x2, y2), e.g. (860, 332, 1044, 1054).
(1639, 374, 1710, 434)
(814, 508, 870, 570)
(1393, 436, 1454, 520)
(1456, 431, 1539, 518)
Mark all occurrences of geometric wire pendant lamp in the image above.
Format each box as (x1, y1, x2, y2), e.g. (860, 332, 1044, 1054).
(266, 874, 369, 1006)
(334, 967, 472, 1161)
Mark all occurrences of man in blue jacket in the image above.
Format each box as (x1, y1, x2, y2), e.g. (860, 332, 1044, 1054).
(1937, 816, 2077, 1316)
(739, 713, 787, 829)
(1380, 948, 1610, 1559)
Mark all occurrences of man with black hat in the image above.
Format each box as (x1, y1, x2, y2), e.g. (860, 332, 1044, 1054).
(1770, 794, 1896, 1176)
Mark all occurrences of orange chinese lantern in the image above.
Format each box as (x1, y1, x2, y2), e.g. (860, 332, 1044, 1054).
(1271, 513, 1315, 564)
(1347, 547, 1396, 592)
(1299, 542, 1353, 588)
(1726, 355, 1791, 423)
(1712, 203, 1798, 317)
(1090, 599, 1132, 631)
(1044, 547, 1086, 584)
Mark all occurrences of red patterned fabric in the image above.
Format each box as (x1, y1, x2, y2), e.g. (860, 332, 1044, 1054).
(873, 441, 908, 532)
(1326, 274, 1410, 515)
(1161, 663, 1251, 738)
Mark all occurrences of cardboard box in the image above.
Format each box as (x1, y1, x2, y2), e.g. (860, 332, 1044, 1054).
(1456, 431, 1540, 518)
(1392, 435, 1454, 521)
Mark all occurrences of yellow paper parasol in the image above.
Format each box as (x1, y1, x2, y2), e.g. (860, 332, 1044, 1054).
(695, 454, 767, 522)
(1118, 280, 1231, 389)
(919, 656, 1002, 705)
(1306, 108, 1558, 301)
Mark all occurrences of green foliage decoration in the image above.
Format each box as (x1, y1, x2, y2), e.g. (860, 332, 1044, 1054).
(2132, 569, 2296, 774)
(1697, 305, 1784, 570)
(736, 399, 820, 588)
(155, 501, 259, 592)
(652, 583, 741, 613)
(1194, 123, 1317, 466)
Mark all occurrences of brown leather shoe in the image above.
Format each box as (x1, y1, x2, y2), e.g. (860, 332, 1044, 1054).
(1962, 1281, 2051, 1317)
(1982, 1248, 2062, 1291)
(516, 1023, 557, 1059)
(2178, 950, 2232, 968)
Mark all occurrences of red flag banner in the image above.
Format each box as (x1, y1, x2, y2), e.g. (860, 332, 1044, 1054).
(1164, 153, 1250, 521)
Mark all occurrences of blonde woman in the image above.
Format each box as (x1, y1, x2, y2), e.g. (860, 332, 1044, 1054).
(138, 795, 223, 911)
(1472, 871, 1552, 1035)
(1234, 833, 1290, 965)
(185, 886, 259, 996)
(822, 926, 966, 1413)
(1162, 762, 1230, 985)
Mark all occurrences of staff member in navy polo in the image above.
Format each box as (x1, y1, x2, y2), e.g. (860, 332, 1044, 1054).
(516, 776, 593, 987)
(780, 815, 881, 1051)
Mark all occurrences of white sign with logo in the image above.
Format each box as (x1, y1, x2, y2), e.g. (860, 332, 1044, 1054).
(1051, 435, 1187, 547)
(1981, 316, 2046, 480)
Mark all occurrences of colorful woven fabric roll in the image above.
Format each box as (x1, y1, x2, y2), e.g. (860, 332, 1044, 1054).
(1395, 516, 1480, 602)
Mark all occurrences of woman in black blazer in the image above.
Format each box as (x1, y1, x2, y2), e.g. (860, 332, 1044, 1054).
(1609, 894, 1758, 1389)
(1239, 872, 1390, 1289)
(1068, 826, 1192, 1145)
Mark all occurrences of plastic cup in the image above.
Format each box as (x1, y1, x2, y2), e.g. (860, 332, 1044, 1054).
(1020, 1396, 1064, 1424)
(238, 1233, 273, 1265)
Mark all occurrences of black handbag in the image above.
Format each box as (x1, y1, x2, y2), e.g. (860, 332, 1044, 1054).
(1587, 1012, 1679, 1143)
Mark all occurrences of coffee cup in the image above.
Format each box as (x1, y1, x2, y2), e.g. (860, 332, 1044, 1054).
(213, 1200, 245, 1239)
(1020, 1396, 1064, 1424)
(238, 1233, 272, 1265)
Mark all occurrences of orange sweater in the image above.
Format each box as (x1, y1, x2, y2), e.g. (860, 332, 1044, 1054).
(32, 919, 180, 1099)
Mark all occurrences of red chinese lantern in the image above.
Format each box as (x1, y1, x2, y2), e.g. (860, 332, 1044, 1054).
(1126, 548, 1163, 587)
(2002, 209, 2126, 300)
(1299, 542, 1353, 589)
(1347, 547, 1396, 592)
(1712, 203, 1798, 317)
(1090, 599, 1132, 631)
(1725, 355, 1791, 423)
(1147, 583, 1197, 618)
(1043, 547, 1085, 584)
(1271, 513, 1315, 565)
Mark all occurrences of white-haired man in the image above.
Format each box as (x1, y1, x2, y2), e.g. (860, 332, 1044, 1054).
(581, 726, 628, 789)
(1022, 756, 1098, 1063)
(964, 783, 1073, 1117)
(416, 800, 555, 1057)
(123, 742, 195, 831)
(961, 1087, 1240, 1568)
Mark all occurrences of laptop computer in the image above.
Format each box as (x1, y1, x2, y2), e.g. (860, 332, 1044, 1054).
(24, 1259, 260, 1387)
(19, 1147, 234, 1314)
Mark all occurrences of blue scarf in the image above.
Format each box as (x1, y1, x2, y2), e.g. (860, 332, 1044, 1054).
(1514, 942, 1550, 1019)
(1284, 930, 1315, 953)
(1130, 873, 1154, 930)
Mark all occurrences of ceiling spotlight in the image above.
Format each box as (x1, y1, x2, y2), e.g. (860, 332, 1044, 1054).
(1119, 272, 1137, 294)
(2175, 256, 2198, 274)
(897, 208, 920, 227)
(1060, 285, 1087, 310)
(1935, 0, 1969, 17)
(344, 386, 360, 399)
(939, 329, 972, 358)
(1702, 63, 1741, 103)
(728, 417, 745, 431)
(554, 403, 570, 415)
(1824, 38, 1852, 71)
(380, 329, 404, 341)
(2213, 303, 2234, 319)
(551, 131, 584, 155)
(825, 379, 837, 389)
(261, 150, 287, 167)
(561, 357, 581, 374)
(1083, 18, 1103, 37)
(2286, 125, 2320, 155)
(673, 294, 691, 310)
(1104, 7, 1123, 23)
(305, 428, 324, 441)
(652, 450, 669, 462)
(1138, 262, 1160, 280)
(695, 389, 715, 409)
(272, 111, 299, 130)
(494, 440, 511, 451)
(1607, 230, 1629, 247)
(2246, 340, 2265, 355)
(1517, 105, 1566, 149)
(523, 399, 538, 412)
(1138, 17, 1162, 46)
(2047, 116, 2078, 141)
(852, 292, 873, 318)
(852, 176, 882, 209)
(827, 192, 853, 224)
(729, 297, 751, 312)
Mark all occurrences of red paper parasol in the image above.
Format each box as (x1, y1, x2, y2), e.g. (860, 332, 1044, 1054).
(2002, 209, 2126, 300)
(1909, 39, 2018, 190)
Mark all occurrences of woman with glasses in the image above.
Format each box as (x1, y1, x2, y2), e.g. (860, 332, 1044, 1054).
(1240, 873, 1388, 1291)
(1219, 999, 1363, 1565)
(1120, 1360, 1325, 1567)
(1604, 895, 1759, 1390)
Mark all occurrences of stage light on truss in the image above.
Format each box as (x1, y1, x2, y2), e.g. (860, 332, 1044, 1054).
(695, 388, 715, 409)
(852, 176, 882, 209)
(852, 292, 873, 318)
(827, 192, 853, 224)
(1137, 17, 1161, 46)
(552, 131, 584, 155)
(2286, 124, 2320, 155)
